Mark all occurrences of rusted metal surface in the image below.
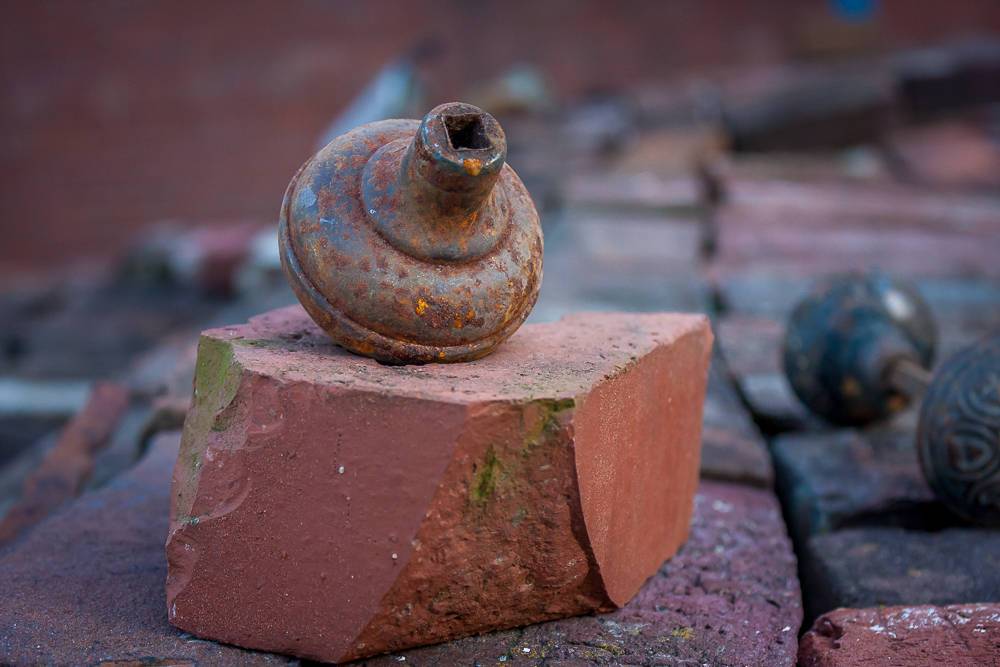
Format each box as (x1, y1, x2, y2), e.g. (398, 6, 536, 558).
(279, 102, 542, 364)
(783, 272, 936, 425)
(917, 334, 1000, 527)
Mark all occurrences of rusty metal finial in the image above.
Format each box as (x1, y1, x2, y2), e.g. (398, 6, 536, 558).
(279, 102, 543, 364)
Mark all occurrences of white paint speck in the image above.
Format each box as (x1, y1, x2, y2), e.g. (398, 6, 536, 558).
(712, 500, 733, 513)
(338, 465, 345, 474)
(522, 647, 531, 654)
(392, 553, 398, 560)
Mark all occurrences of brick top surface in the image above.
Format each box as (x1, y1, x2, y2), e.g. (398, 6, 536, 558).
(0, 433, 293, 666)
(800, 603, 1000, 667)
(204, 305, 711, 403)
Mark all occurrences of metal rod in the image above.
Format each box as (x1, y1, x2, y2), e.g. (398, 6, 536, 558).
(886, 356, 933, 400)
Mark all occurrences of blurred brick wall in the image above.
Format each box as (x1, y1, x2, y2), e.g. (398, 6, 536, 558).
(1, 0, 998, 271)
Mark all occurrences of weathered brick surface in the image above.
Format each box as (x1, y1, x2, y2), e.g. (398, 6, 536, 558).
(0, 371, 801, 667)
(888, 121, 1000, 190)
(0, 432, 296, 666)
(532, 209, 710, 324)
(715, 315, 816, 430)
(362, 481, 801, 666)
(799, 603, 1000, 667)
(802, 527, 1000, 622)
(167, 306, 713, 662)
(1, 266, 222, 380)
(700, 354, 773, 488)
(772, 420, 954, 545)
(713, 180, 1000, 280)
(562, 172, 708, 219)
(895, 38, 1000, 119)
(723, 69, 893, 151)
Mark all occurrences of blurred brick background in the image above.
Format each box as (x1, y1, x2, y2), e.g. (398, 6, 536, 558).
(3, 0, 1000, 272)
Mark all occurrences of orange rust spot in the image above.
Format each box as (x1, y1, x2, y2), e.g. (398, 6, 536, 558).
(888, 394, 907, 413)
(454, 317, 464, 329)
(463, 158, 483, 176)
(415, 298, 429, 315)
(438, 350, 446, 359)
(466, 308, 475, 320)
(459, 209, 480, 231)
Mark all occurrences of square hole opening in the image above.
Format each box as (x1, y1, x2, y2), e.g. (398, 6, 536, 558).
(444, 113, 490, 150)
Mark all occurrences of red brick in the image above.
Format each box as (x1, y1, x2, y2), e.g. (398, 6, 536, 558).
(562, 172, 707, 218)
(534, 208, 712, 320)
(367, 481, 802, 666)
(802, 527, 1000, 622)
(0, 439, 800, 665)
(715, 315, 817, 430)
(888, 121, 1000, 190)
(701, 354, 773, 488)
(166, 305, 713, 662)
(0, 432, 294, 665)
(712, 180, 1000, 281)
(772, 422, 952, 546)
(0, 382, 130, 545)
(800, 604, 1000, 667)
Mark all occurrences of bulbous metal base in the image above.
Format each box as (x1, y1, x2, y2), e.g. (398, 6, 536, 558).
(278, 104, 543, 365)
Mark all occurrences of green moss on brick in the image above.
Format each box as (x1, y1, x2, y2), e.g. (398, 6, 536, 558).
(466, 398, 577, 511)
(470, 446, 501, 505)
(523, 397, 575, 452)
(173, 335, 243, 521)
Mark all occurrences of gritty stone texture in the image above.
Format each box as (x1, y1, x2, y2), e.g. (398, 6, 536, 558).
(167, 305, 713, 663)
(0, 432, 296, 666)
(772, 420, 955, 545)
(700, 354, 773, 488)
(799, 603, 1000, 667)
(360, 481, 802, 666)
(802, 527, 1000, 622)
